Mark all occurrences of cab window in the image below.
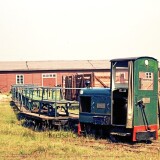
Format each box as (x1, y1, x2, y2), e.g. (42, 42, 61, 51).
(139, 72, 153, 90)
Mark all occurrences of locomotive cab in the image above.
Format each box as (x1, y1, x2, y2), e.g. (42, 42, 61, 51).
(110, 57, 159, 141)
(111, 59, 129, 126)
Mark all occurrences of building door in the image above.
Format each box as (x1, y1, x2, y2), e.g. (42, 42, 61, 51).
(42, 73, 57, 87)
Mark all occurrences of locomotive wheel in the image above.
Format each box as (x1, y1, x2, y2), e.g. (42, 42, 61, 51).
(109, 128, 122, 143)
(109, 134, 119, 143)
(109, 127, 132, 143)
(82, 123, 96, 138)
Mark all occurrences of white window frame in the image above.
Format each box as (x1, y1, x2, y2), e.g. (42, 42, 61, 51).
(42, 73, 57, 78)
(16, 74, 24, 84)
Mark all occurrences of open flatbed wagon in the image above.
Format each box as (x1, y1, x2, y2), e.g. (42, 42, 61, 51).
(11, 85, 79, 131)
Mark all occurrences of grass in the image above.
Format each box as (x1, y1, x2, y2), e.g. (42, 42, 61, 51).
(0, 95, 160, 160)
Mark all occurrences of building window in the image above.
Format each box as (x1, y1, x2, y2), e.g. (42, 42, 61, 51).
(16, 75, 24, 84)
(42, 73, 57, 78)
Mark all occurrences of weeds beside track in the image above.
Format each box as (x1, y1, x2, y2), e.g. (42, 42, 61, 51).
(0, 95, 160, 160)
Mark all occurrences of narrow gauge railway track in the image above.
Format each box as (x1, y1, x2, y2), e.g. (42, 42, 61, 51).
(72, 138, 160, 154)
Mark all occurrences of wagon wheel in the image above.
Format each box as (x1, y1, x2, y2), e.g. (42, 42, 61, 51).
(65, 120, 73, 131)
(41, 121, 48, 131)
(34, 121, 42, 131)
(62, 123, 68, 131)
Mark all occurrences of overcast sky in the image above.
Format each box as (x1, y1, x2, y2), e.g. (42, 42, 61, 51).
(0, 0, 160, 61)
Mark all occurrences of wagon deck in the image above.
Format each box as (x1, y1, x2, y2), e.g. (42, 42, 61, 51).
(20, 111, 79, 120)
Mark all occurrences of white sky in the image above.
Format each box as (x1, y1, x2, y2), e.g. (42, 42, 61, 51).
(0, 0, 160, 61)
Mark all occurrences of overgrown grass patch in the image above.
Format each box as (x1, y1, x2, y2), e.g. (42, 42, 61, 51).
(0, 96, 160, 160)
